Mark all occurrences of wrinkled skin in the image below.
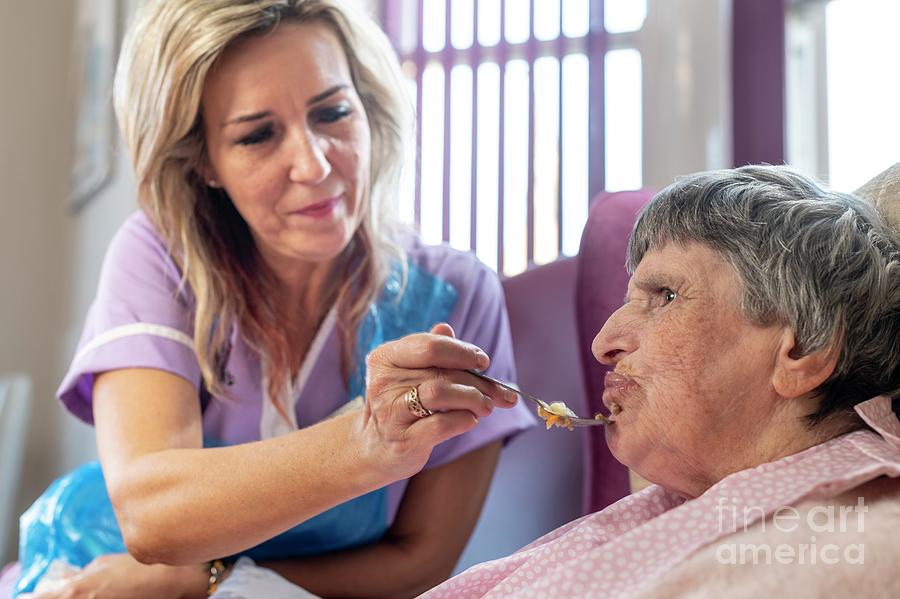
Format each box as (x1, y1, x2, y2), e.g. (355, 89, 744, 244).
(592, 242, 792, 497)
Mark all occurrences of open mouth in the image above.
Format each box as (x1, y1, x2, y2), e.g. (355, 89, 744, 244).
(602, 371, 634, 419)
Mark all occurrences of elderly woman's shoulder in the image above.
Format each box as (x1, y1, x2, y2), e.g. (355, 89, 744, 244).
(737, 476, 900, 550)
(640, 477, 900, 598)
(835, 474, 900, 511)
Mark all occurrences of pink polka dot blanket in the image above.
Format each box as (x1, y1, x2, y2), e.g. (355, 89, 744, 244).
(422, 396, 900, 598)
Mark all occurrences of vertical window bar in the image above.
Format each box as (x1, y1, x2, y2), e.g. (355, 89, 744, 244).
(382, 0, 400, 49)
(496, 0, 507, 274)
(442, 0, 453, 242)
(470, 1, 480, 254)
(526, 0, 536, 266)
(556, 2, 565, 255)
(587, 0, 606, 199)
(414, 0, 425, 229)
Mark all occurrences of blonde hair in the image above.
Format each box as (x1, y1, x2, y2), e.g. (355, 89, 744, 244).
(114, 0, 412, 415)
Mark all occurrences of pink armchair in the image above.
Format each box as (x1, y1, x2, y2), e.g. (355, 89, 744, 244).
(576, 190, 655, 513)
(455, 188, 654, 571)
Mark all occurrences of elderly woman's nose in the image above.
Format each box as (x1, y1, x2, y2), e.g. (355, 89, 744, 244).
(289, 129, 332, 184)
(591, 307, 636, 366)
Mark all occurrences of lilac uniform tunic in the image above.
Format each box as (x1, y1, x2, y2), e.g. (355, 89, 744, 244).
(56, 211, 535, 558)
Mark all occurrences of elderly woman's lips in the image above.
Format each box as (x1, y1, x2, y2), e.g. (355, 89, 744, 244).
(602, 371, 633, 415)
(604, 372, 632, 390)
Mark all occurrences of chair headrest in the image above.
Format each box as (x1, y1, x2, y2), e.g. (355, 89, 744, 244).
(854, 162, 900, 232)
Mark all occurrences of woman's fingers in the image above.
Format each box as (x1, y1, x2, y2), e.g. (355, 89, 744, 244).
(415, 382, 493, 418)
(359, 324, 518, 479)
(407, 410, 481, 446)
(415, 370, 518, 415)
(368, 328, 490, 373)
(430, 322, 455, 337)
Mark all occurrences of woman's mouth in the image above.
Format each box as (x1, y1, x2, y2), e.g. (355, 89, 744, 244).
(291, 196, 340, 218)
(602, 371, 636, 417)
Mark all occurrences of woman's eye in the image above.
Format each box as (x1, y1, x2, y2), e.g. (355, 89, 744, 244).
(236, 124, 274, 146)
(661, 288, 677, 304)
(316, 105, 351, 124)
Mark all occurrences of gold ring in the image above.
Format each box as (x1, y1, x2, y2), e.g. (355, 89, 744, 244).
(405, 386, 433, 418)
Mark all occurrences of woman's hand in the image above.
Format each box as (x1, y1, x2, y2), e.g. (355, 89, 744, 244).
(28, 553, 208, 599)
(361, 323, 518, 480)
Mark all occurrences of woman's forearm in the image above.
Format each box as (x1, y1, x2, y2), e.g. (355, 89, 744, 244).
(261, 442, 503, 598)
(109, 410, 384, 565)
(94, 335, 504, 568)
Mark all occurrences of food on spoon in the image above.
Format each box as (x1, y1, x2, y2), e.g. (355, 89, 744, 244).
(591, 402, 621, 424)
(537, 401, 577, 431)
(593, 411, 611, 424)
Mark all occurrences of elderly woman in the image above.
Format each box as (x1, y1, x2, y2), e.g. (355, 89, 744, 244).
(7, 1, 534, 597)
(423, 164, 900, 598)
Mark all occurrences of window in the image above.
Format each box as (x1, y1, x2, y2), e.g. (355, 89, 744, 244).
(787, 0, 900, 191)
(383, 0, 645, 276)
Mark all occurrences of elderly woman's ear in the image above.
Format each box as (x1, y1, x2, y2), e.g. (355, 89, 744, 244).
(771, 328, 839, 399)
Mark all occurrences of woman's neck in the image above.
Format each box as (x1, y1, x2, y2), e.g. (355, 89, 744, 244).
(253, 249, 340, 375)
(695, 403, 862, 498)
(673, 401, 862, 500)
(752, 398, 863, 464)
(253, 243, 335, 316)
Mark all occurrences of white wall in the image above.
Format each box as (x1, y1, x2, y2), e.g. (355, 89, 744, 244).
(0, 1, 136, 561)
(1, 0, 74, 561)
(641, 0, 732, 189)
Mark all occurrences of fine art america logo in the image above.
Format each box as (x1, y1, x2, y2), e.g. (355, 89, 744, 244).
(715, 497, 868, 565)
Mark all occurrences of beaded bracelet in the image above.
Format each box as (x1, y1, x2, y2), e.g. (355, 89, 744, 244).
(206, 559, 228, 596)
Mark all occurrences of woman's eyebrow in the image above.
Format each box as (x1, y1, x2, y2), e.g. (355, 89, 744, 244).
(221, 84, 350, 129)
(222, 111, 271, 128)
(629, 271, 688, 298)
(632, 273, 669, 292)
(307, 84, 349, 106)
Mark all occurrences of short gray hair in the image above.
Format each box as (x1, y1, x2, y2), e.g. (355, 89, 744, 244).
(627, 165, 900, 424)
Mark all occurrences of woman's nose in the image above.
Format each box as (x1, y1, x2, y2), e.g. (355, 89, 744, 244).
(591, 305, 637, 367)
(289, 128, 331, 184)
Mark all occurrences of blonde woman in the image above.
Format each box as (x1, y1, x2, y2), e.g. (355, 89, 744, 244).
(10, 1, 534, 597)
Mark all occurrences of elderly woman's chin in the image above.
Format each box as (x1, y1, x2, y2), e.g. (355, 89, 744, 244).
(601, 385, 644, 455)
(603, 410, 696, 496)
(602, 408, 648, 476)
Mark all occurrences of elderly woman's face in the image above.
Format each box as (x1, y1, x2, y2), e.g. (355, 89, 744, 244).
(591, 242, 787, 497)
(201, 21, 370, 269)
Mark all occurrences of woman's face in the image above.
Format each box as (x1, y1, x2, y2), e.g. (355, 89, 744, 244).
(591, 242, 787, 497)
(201, 21, 371, 274)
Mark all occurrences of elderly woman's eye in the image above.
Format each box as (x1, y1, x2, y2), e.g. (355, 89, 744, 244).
(661, 288, 677, 304)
